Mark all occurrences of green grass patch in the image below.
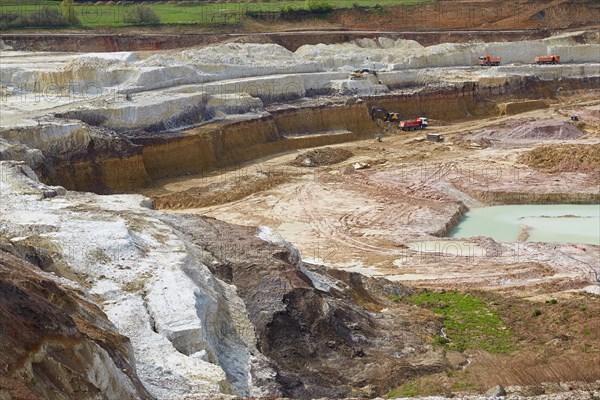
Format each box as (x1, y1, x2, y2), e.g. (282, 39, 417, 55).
(389, 294, 402, 303)
(0, 0, 435, 29)
(387, 381, 419, 398)
(409, 291, 515, 354)
(399, 381, 419, 397)
(387, 370, 481, 398)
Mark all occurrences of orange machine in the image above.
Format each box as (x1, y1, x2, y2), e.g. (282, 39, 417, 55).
(478, 56, 501, 66)
(534, 55, 560, 64)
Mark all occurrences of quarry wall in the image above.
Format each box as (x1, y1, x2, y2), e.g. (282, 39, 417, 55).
(33, 75, 598, 193)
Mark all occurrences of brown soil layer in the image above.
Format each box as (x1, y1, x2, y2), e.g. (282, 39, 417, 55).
(152, 171, 290, 209)
(0, 30, 557, 53)
(389, 290, 600, 398)
(1, 0, 599, 52)
(518, 143, 600, 173)
(290, 147, 354, 167)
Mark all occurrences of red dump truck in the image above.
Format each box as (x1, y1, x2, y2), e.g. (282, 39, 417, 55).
(478, 56, 501, 66)
(535, 55, 560, 64)
(400, 117, 428, 131)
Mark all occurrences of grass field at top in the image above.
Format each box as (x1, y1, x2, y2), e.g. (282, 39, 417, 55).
(0, 0, 434, 28)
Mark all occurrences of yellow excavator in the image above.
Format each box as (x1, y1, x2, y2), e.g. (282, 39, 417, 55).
(370, 106, 400, 123)
(351, 68, 379, 80)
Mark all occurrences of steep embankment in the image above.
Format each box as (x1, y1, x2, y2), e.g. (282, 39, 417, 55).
(1, 35, 598, 193)
(3, 74, 597, 194)
(0, 244, 153, 400)
(0, 160, 455, 399)
(0, 161, 275, 399)
(40, 101, 377, 192)
(158, 215, 448, 399)
(0, 30, 560, 53)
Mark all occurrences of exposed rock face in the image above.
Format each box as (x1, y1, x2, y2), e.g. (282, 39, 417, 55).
(160, 215, 448, 399)
(486, 384, 507, 397)
(0, 161, 452, 399)
(0, 245, 153, 400)
(0, 119, 151, 194)
(0, 32, 598, 400)
(296, 37, 600, 70)
(0, 161, 276, 399)
(47, 127, 151, 194)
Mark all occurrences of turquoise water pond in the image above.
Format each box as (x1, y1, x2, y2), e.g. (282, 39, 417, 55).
(449, 204, 600, 245)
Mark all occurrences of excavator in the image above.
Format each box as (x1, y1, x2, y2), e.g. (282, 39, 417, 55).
(351, 68, 379, 80)
(370, 106, 400, 123)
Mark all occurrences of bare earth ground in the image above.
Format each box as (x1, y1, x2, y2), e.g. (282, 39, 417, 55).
(140, 93, 600, 398)
(146, 95, 600, 295)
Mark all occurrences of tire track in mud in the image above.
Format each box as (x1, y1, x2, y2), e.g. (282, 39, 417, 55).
(294, 177, 417, 258)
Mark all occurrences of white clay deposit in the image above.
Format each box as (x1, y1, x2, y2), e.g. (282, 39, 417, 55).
(0, 161, 275, 399)
(1, 32, 599, 132)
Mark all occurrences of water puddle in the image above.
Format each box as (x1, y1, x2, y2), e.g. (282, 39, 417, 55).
(450, 204, 600, 245)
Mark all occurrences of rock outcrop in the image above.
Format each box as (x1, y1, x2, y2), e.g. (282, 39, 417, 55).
(0, 244, 153, 400)
(160, 215, 449, 399)
(0, 161, 275, 399)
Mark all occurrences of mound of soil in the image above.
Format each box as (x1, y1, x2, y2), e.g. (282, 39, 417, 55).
(518, 143, 600, 173)
(470, 119, 584, 147)
(291, 147, 353, 167)
(507, 121, 583, 140)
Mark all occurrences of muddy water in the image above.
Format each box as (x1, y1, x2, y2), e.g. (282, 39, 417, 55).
(450, 204, 600, 245)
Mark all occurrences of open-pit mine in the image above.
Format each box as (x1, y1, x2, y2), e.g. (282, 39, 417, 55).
(0, 27, 599, 400)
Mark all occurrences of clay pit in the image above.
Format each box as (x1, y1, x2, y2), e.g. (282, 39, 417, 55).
(0, 23, 599, 400)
